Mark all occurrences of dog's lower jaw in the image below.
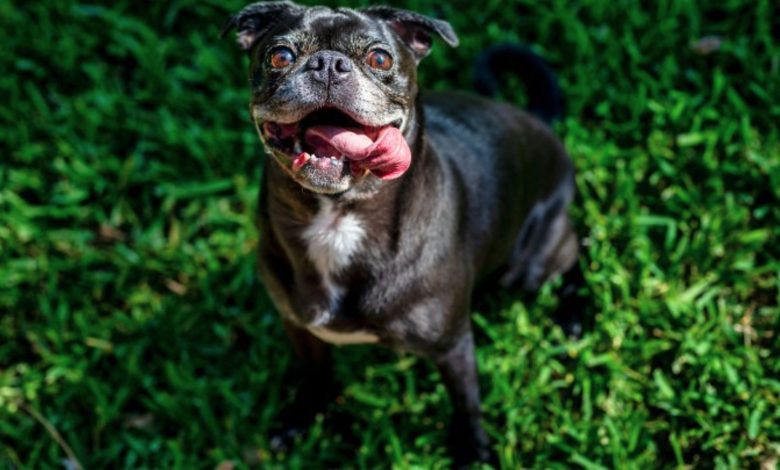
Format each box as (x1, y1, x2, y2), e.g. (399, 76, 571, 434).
(266, 148, 356, 196)
(254, 116, 351, 195)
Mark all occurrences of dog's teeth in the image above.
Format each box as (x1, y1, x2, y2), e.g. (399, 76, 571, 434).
(293, 141, 302, 154)
(292, 152, 310, 172)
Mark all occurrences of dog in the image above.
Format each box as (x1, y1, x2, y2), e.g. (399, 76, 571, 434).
(222, 1, 586, 465)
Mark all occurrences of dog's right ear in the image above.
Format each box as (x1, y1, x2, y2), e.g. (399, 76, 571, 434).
(361, 6, 458, 61)
(220, 1, 301, 50)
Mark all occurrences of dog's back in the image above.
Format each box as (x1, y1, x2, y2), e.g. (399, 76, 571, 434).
(423, 91, 578, 290)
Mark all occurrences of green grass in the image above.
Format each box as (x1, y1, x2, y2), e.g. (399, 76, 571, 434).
(2, 0, 779, 468)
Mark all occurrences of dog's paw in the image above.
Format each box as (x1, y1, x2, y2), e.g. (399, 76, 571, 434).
(553, 310, 584, 339)
(451, 445, 497, 469)
(268, 426, 304, 454)
(449, 425, 497, 469)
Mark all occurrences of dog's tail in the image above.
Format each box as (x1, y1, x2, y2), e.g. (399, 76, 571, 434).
(473, 44, 565, 124)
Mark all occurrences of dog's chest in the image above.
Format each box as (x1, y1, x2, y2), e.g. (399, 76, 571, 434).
(300, 198, 379, 345)
(302, 198, 365, 278)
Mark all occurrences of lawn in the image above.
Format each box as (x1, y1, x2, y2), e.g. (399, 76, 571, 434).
(1, 0, 779, 468)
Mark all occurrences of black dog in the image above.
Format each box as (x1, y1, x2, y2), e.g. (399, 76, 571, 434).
(222, 1, 585, 465)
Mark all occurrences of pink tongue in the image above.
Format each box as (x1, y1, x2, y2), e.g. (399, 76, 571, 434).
(304, 125, 411, 180)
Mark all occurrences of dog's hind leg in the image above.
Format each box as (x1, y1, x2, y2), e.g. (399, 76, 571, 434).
(533, 215, 588, 338)
(552, 255, 588, 338)
(500, 202, 587, 337)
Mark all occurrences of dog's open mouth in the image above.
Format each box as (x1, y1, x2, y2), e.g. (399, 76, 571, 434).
(261, 109, 411, 184)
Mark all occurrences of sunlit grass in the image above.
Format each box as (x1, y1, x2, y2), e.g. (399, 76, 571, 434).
(1, 0, 778, 468)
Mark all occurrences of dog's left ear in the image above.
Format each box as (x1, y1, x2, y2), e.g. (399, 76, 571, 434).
(221, 1, 302, 51)
(362, 6, 459, 60)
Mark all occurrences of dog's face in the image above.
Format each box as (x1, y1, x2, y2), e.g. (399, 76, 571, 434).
(223, 1, 458, 194)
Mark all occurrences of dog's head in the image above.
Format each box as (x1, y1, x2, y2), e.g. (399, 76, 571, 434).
(222, 1, 458, 194)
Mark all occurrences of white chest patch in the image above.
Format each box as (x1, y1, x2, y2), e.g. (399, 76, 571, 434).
(301, 197, 365, 304)
(302, 198, 365, 275)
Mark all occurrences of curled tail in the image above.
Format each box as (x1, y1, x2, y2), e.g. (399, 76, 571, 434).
(473, 44, 565, 124)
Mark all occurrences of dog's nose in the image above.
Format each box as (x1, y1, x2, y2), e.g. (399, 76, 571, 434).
(306, 51, 352, 84)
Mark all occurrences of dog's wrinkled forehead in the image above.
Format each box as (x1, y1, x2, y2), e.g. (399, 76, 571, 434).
(222, 2, 459, 61)
(298, 7, 385, 41)
(265, 8, 399, 56)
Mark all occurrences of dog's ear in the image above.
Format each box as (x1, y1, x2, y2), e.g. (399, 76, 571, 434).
(221, 1, 302, 51)
(362, 6, 459, 60)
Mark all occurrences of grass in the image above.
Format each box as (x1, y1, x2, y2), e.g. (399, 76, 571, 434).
(1, 0, 779, 468)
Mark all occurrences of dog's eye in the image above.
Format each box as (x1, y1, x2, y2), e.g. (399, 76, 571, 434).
(367, 49, 393, 71)
(269, 47, 295, 69)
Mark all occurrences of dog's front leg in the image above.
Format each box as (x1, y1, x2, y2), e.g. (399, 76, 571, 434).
(434, 329, 494, 467)
(269, 321, 336, 452)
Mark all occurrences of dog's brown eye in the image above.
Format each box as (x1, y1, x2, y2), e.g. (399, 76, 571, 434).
(269, 47, 295, 69)
(367, 49, 393, 70)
